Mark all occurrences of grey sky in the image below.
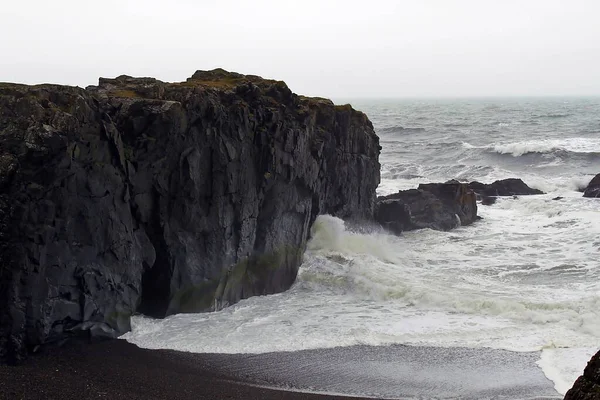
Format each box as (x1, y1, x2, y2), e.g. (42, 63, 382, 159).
(2, 0, 600, 98)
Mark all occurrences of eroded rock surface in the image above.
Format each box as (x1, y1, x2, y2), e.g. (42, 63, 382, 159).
(468, 178, 544, 197)
(0, 70, 380, 363)
(582, 174, 600, 198)
(565, 350, 600, 400)
(375, 181, 477, 233)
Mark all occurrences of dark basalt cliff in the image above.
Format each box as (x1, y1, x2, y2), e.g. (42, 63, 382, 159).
(582, 173, 600, 198)
(565, 350, 600, 400)
(0, 69, 380, 363)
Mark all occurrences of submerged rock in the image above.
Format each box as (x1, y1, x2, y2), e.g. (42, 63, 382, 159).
(468, 178, 544, 197)
(481, 196, 497, 206)
(582, 174, 600, 198)
(375, 181, 477, 233)
(564, 350, 600, 400)
(0, 70, 380, 363)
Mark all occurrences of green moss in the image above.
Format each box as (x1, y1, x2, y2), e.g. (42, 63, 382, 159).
(177, 78, 246, 89)
(168, 245, 303, 314)
(109, 89, 141, 98)
(105, 310, 132, 332)
(334, 104, 353, 111)
(169, 279, 220, 314)
(224, 245, 302, 291)
(123, 145, 134, 160)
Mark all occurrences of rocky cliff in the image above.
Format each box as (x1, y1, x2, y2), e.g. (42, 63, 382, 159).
(0, 69, 380, 363)
(582, 173, 600, 198)
(565, 350, 600, 400)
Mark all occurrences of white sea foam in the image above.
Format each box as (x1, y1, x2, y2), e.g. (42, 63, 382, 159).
(125, 196, 600, 395)
(538, 347, 599, 395)
(461, 138, 600, 157)
(124, 100, 600, 397)
(491, 138, 600, 157)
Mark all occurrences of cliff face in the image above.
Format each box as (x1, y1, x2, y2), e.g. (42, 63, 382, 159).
(0, 69, 380, 363)
(565, 350, 600, 400)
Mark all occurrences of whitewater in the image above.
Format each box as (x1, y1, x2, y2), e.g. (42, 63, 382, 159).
(124, 98, 600, 397)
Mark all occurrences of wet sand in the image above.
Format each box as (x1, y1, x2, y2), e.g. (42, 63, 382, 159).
(0, 340, 561, 399)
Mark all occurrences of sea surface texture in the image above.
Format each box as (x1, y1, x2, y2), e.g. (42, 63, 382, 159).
(124, 98, 600, 398)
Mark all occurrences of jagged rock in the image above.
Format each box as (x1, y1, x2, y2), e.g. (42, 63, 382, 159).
(375, 181, 477, 233)
(374, 199, 411, 235)
(468, 178, 544, 197)
(564, 350, 600, 400)
(582, 174, 600, 198)
(0, 70, 381, 363)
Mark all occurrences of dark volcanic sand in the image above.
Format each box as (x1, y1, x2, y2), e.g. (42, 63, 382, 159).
(0, 340, 353, 400)
(0, 340, 560, 400)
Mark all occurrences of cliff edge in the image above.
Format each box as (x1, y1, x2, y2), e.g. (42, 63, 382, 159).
(565, 350, 600, 400)
(0, 69, 380, 363)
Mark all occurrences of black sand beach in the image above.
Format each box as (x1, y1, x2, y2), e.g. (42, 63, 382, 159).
(0, 340, 355, 400)
(0, 340, 560, 400)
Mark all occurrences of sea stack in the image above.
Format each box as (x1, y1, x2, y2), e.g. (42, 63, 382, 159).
(0, 69, 381, 364)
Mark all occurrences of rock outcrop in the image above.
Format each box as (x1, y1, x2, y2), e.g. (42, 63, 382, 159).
(468, 178, 544, 197)
(375, 181, 477, 234)
(0, 69, 380, 363)
(565, 350, 600, 400)
(582, 174, 600, 198)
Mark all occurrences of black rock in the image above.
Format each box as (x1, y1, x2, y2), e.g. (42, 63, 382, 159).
(582, 174, 600, 198)
(565, 350, 600, 400)
(0, 70, 381, 364)
(468, 178, 544, 197)
(375, 181, 477, 233)
(374, 199, 411, 235)
(481, 196, 497, 205)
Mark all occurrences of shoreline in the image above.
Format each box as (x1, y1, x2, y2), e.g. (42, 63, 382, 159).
(0, 339, 561, 400)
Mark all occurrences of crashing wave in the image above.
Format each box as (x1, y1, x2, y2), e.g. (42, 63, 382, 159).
(458, 138, 600, 158)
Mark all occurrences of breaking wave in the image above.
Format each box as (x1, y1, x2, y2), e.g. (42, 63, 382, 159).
(462, 138, 600, 161)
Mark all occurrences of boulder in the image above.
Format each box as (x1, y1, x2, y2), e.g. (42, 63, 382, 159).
(468, 178, 544, 197)
(582, 174, 600, 198)
(374, 199, 412, 235)
(564, 350, 600, 400)
(375, 181, 477, 233)
(0, 70, 381, 363)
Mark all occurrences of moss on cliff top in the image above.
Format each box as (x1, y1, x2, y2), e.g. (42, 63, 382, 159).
(176, 78, 246, 89)
(108, 89, 142, 98)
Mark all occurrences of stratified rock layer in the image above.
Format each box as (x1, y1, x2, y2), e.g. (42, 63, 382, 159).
(565, 350, 600, 400)
(375, 181, 477, 233)
(0, 70, 380, 363)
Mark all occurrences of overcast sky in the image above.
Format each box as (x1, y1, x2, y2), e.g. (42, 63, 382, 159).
(2, 0, 600, 98)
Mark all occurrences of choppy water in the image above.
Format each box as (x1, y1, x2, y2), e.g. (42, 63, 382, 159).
(124, 98, 600, 397)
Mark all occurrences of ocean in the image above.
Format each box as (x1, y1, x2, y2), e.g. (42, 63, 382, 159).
(123, 98, 600, 398)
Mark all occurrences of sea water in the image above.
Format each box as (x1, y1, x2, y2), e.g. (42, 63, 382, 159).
(123, 98, 600, 397)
